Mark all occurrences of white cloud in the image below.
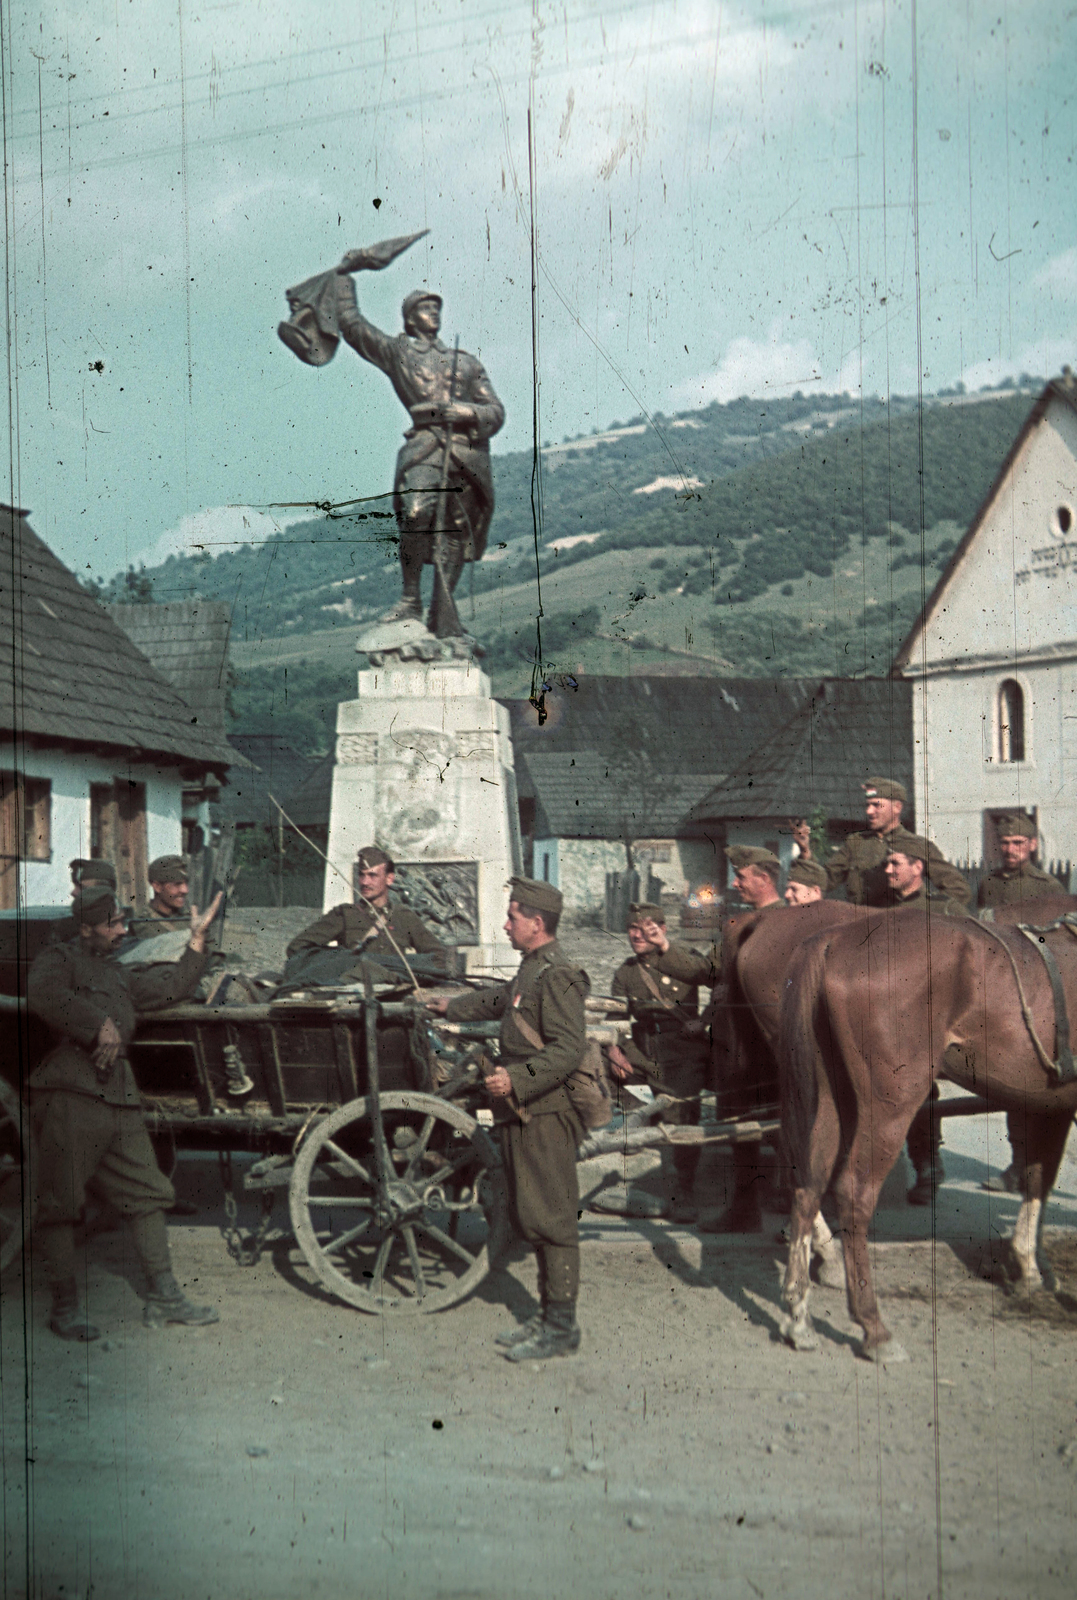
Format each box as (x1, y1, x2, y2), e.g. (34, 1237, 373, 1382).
(1030, 249, 1077, 302)
(669, 320, 859, 406)
(138, 505, 289, 567)
(962, 336, 1076, 393)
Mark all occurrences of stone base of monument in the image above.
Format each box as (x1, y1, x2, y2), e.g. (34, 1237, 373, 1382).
(356, 615, 484, 668)
(324, 655, 523, 977)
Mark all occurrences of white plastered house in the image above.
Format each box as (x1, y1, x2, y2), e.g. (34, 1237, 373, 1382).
(893, 372, 1077, 869)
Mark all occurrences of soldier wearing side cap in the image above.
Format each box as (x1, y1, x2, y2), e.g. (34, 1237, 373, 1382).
(978, 812, 1065, 910)
(882, 834, 972, 1206)
(977, 813, 1065, 1193)
(285, 846, 447, 979)
(427, 877, 589, 1362)
(607, 904, 712, 1223)
(784, 857, 829, 906)
(826, 778, 970, 908)
(128, 855, 193, 941)
(26, 886, 223, 1342)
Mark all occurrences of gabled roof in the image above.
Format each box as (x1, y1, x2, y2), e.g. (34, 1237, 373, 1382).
(521, 750, 725, 839)
(107, 600, 232, 740)
(216, 733, 322, 826)
(501, 675, 816, 774)
(893, 372, 1077, 674)
(687, 678, 913, 824)
(0, 508, 233, 769)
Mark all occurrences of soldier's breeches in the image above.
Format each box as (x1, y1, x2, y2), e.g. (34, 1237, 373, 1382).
(499, 1112, 580, 1252)
(32, 1093, 175, 1234)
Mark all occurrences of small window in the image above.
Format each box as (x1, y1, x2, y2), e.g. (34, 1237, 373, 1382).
(0, 771, 52, 861)
(998, 680, 1025, 763)
(1053, 504, 1074, 538)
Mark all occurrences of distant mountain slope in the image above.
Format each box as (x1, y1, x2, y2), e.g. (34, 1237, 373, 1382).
(93, 383, 1039, 749)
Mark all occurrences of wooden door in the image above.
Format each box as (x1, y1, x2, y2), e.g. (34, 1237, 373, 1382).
(90, 780, 148, 909)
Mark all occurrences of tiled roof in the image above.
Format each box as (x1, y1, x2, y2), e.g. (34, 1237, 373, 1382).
(686, 678, 913, 824)
(107, 600, 232, 740)
(0, 508, 233, 769)
(521, 750, 725, 839)
(216, 733, 322, 826)
(501, 675, 817, 783)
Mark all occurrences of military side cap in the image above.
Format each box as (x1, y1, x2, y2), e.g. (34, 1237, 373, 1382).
(509, 876, 563, 915)
(726, 846, 780, 871)
(787, 858, 828, 889)
(72, 888, 127, 927)
(995, 811, 1037, 839)
(863, 776, 907, 804)
(887, 834, 932, 864)
(148, 855, 188, 884)
(69, 857, 117, 889)
(627, 902, 666, 927)
(357, 846, 395, 871)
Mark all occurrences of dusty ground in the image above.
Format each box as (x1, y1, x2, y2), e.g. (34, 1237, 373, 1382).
(3, 909, 1076, 1599)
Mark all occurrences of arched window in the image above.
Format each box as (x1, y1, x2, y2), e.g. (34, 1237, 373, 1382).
(998, 679, 1025, 763)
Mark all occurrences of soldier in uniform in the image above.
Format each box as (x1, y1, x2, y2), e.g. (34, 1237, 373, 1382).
(335, 274, 505, 635)
(427, 877, 589, 1361)
(882, 836, 971, 1204)
(285, 846, 447, 980)
(701, 847, 785, 1233)
(27, 887, 223, 1340)
(606, 903, 711, 1222)
(784, 858, 828, 906)
(827, 778, 970, 907)
(978, 812, 1064, 910)
(128, 855, 191, 940)
(977, 813, 1065, 1192)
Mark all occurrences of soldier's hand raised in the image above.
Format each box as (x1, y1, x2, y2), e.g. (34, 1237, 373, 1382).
(188, 891, 225, 953)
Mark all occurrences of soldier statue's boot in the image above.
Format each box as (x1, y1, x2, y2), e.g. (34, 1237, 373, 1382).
(142, 1271, 220, 1329)
(907, 1154, 945, 1207)
(48, 1279, 100, 1343)
(378, 534, 425, 623)
(506, 1302, 581, 1363)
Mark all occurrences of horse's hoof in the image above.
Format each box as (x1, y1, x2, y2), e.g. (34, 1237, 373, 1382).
(779, 1315, 820, 1352)
(816, 1257, 846, 1291)
(860, 1339, 909, 1365)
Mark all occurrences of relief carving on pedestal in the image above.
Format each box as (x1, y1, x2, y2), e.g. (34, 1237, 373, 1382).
(336, 733, 378, 765)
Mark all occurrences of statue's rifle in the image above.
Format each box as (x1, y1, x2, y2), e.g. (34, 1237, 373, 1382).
(430, 337, 464, 639)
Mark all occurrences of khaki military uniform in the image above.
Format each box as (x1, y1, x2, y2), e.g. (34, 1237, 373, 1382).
(445, 940, 588, 1304)
(128, 903, 189, 942)
(26, 937, 208, 1282)
(978, 862, 1065, 909)
(827, 824, 971, 908)
(286, 899, 444, 962)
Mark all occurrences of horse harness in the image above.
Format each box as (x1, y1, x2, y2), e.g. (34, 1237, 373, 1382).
(975, 910, 1077, 1086)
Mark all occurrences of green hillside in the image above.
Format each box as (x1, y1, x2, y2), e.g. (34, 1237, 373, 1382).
(90, 383, 1039, 750)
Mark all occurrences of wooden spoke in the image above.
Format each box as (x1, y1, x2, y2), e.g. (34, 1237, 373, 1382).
(402, 1116, 437, 1182)
(308, 1195, 374, 1209)
(401, 1225, 427, 1299)
(329, 1218, 374, 1252)
(320, 1139, 373, 1185)
(370, 1231, 394, 1295)
(415, 1217, 479, 1268)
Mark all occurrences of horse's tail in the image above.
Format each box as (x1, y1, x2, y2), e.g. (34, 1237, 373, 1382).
(779, 932, 832, 1182)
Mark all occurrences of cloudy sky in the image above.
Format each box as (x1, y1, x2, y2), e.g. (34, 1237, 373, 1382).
(2, 0, 1074, 578)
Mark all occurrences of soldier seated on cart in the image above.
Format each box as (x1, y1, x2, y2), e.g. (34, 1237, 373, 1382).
(284, 846, 450, 985)
(606, 903, 713, 1224)
(27, 885, 224, 1342)
(128, 854, 192, 940)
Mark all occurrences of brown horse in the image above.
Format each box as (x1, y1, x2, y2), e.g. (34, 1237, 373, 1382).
(779, 897, 1077, 1362)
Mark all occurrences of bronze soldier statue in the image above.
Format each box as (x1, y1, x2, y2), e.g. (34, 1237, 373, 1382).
(279, 231, 504, 640)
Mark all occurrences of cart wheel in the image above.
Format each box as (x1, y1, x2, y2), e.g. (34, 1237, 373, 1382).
(289, 1091, 509, 1315)
(0, 1081, 35, 1275)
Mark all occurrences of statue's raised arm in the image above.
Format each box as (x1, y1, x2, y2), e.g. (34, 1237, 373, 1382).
(279, 230, 504, 650)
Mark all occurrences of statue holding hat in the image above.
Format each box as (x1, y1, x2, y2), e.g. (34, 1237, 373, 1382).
(278, 229, 504, 650)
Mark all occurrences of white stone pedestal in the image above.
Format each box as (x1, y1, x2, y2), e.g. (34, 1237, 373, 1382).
(324, 661, 523, 975)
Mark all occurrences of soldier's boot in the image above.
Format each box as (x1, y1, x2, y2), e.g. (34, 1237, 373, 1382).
(495, 1257, 546, 1347)
(379, 533, 425, 623)
(142, 1271, 220, 1329)
(48, 1279, 100, 1343)
(668, 1147, 700, 1224)
(907, 1154, 946, 1207)
(506, 1302, 581, 1363)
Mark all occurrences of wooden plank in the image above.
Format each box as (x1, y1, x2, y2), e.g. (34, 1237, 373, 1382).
(256, 1023, 288, 1116)
(331, 1021, 360, 1102)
